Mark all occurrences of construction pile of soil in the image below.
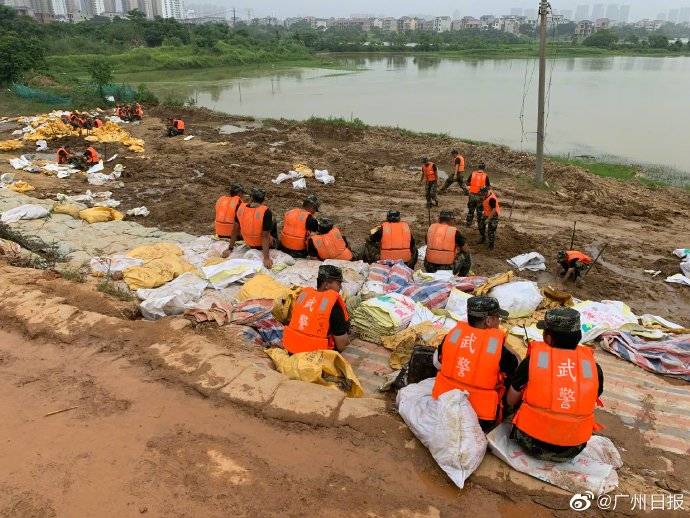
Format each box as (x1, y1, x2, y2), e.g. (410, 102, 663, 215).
(1, 105, 688, 322)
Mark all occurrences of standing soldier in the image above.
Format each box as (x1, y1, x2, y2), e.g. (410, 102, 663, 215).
(479, 189, 500, 250)
(466, 161, 490, 227)
(419, 157, 439, 208)
(439, 149, 467, 194)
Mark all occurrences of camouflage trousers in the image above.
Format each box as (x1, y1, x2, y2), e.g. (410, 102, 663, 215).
(425, 181, 438, 207)
(466, 194, 483, 226)
(479, 215, 499, 246)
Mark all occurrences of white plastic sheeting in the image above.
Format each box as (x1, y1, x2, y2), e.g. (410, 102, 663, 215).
(573, 300, 639, 343)
(444, 288, 472, 321)
(314, 169, 335, 184)
(487, 423, 622, 497)
(137, 272, 209, 320)
(488, 281, 543, 318)
(272, 170, 301, 184)
(292, 178, 307, 190)
(201, 258, 263, 289)
(90, 254, 144, 276)
(126, 206, 150, 217)
(1, 204, 49, 224)
(397, 379, 487, 488)
(507, 252, 546, 272)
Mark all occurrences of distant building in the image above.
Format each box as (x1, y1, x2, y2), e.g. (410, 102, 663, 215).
(594, 18, 611, 31)
(479, 14, 495, 25)
(575, 4, 589, 22)
(605, 4, 619, 23)
(251, 16, 279, 26)
(461, 16, 481, 29)
(186, 15, 226, 24)
(618, 5, 631, 24)
(451, 18, 463, 31)
(591, 3, 605, 21)
(397, 16, 416, 32)
(380, 17, 397, 32)
(575, 19, 593, 37)
(634, 19, 664, 31)
(433, 16, 451, 32)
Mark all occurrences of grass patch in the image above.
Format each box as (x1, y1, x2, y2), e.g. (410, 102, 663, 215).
(307, 115, 367, 129)
(97, 278, 134, 301)
(0, 90, 54, 116)
(0, 222, 63, 268)
(549, 156, 672, 189)
(58, 265, 87, 283)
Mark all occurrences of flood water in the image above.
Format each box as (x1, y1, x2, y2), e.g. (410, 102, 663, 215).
(123, 55, 690, 176)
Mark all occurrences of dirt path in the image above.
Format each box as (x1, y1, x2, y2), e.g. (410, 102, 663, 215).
(1, 327, 552, 518)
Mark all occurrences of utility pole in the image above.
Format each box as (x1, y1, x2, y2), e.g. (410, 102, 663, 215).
(232, 7, 236, 26)
(535, 0, 551, 184)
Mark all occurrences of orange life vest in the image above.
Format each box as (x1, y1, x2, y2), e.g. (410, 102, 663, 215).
(432, 322, 506, 420)
(134, 104, 143, 117)
(282, 287, 350, 354)
(173, 119, 185, 130)
(93, 118, 103, 128)
(311, 228, 353, 261)
(280, 208, 310, 252)
(455, 155, 465, 173)
(422, 162, 437, 182)
(482, 191, 500, 217)
(565, 251, 593, 265)
(214, 195, 243, 237)
(57, 147, 69, 164)
(380, 222, 412, 262)
(469, 171, 488, 194)
(85, 146, 100, 164)
(513, 341, 599, 447)
(236, 204, 268, 248)
(425, 223, 457, 265)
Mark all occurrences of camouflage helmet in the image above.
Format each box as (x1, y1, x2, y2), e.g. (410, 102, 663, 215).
(537, 308, 581, 333)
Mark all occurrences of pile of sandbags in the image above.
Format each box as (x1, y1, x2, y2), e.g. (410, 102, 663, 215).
(351, 293, 416, 344)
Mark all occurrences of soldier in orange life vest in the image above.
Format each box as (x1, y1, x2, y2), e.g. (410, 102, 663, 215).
(278, 194, 321, 258)
(227, 188, 276, 269)
(432, 296, 517, 431)
(557, 250, 593, 282)
(419, 157, 439, 208)
(439, 149, 468, 194)
(83, 146, 100, 165)
(282, 265, 351, 354)
(307, 218, 355, 261)
(465, 161, 491, 227)
(56, 146, 71, 165)
(424, 210, 472, 276)
(214, 183, 245, 238)
(133, 103, 144, 120)
(507, 308, 604, 462)
(167, 118, 185, 137)
(479, 189, 500, 250)
(363, 210, 418, 268)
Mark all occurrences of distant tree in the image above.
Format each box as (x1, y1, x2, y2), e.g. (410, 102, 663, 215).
(89, 58, 114, 96)
(144, 26, 164, 47)
(0, 34, 45, 84)
(583, 29, 618, 48)
(672, 39, 683, 51)
(126, 9, 146, 23)
(648, 33, 669, 49)
(624, 34, 640, 45)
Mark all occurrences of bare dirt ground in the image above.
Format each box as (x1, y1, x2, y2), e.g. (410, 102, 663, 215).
(1, 106, 690, 516)
(4, 105, 689, 322)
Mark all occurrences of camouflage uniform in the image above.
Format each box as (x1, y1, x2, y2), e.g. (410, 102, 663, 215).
(425, 181, 438, 208)
(466, 194, 483, 226)
(423, 251, 471, 277)
(479, 215, 499, 248)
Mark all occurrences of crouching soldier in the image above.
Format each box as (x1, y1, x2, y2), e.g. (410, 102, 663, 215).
(507, 308, 604, 462)
(424, 209, 471, 276)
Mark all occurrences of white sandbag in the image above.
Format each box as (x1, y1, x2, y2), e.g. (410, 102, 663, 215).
(639, 314, 684, 330)
(36, 140, 48, 151)
(507, 252, 546, 272)
(181, 235, 230, 268)
(314, 169, 335, 184)
(90, 254, 144, 276)
(272, 170, 301, 185)
(9, 156, 31, 170)
(243, 248, 295, 271)
(86, 161, 104, 174)
(87, 172, 113, 186)
(410, 302, 457, 330)
(681, 259, 690, 278)
(106, 154, 118, 162)
(360, 280, 386, 299)
(672, 248, 689, 259)
(137, 272, 209, 320)
(292, 178, 307, 190)
(665, 273, 690, 286)
(488, 281, 543, 318)
(1, 204, 49, 224)
(397, 378, 487, 488)
(183, 135, 195, 141)
(0, 172, 15, 184)
(201, 258, 263, 289)
(126, 206, 149, 217)
(487, 423, 621, 496)
(93, 198, 121, 208)
(444, 288, 472, 320)
(413, 269, 454, 283)
(573, 300, 639, 342)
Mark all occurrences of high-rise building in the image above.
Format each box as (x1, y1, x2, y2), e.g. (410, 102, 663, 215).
(668, 9, 679, 23)
(136, 0, 152, 17)
(561, 10, 573, 20)
(680, 7, 690, 23)
(605, 4, 619, 23)
(575, 4, 589, 21)
(156, 0, 182, 19)
(618, 5, 630, 24)
(591, 3, 605, 21)
(30, 0, 67, 16)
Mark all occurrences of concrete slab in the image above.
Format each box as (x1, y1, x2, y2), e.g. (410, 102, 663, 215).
(265, 379, 345, 426)
(194, 356, 251, 395)
(220, 366, 286, 409)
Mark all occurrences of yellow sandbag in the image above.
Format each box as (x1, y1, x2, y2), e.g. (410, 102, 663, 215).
(292, 163, 314, 177)
(122, 255, 196, 290)
(78, 207, 124, 223)
(382, 322, 447, 370)
(272, 285, 303, 324)
(52, 202, 83, 219)
(0, 139, 23, 151)
(265, 348, 364, 398)
(238, 274, 288, 303)
(8, 181, 35, 193)
(474, 270, 515, 296)
(127, 242, 182, 261)
(23, 118, 80, 141)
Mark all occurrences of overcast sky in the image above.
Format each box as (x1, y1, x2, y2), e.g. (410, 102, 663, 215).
(200, 1, 690, 20)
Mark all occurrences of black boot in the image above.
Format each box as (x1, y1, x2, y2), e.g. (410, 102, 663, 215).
(488, 242, 495, 250)
(478, 236, 486, 244)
